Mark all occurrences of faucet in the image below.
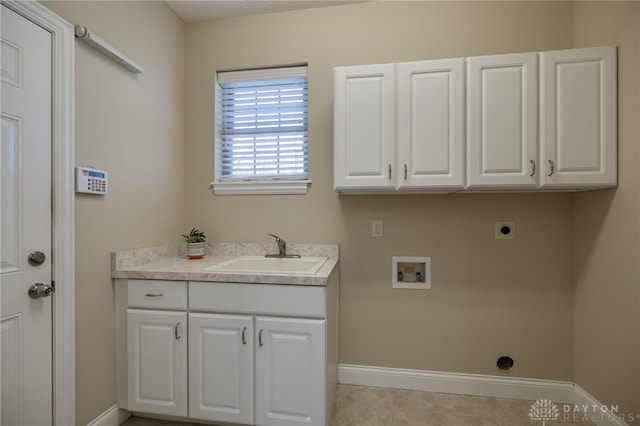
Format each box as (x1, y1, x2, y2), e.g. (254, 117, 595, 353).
(266, 234, 300, 258)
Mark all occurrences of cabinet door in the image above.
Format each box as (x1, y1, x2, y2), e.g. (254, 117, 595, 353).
(397, 58, 465, 190)
(467, 53, 538, 188)
(189, 313, 254, 424)
(255, 316, 325, 426)
(334, 63, 396, 191)
(127, 309, 187, 416)
(540, 46, 617, 188)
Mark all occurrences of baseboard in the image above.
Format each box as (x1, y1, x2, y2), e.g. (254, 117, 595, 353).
(338, 364, 629, 426)
(338, 363, 575, 402)
(86, 405, 129, 426)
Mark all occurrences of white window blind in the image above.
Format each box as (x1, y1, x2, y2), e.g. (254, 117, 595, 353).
(215, 66, 308, 184)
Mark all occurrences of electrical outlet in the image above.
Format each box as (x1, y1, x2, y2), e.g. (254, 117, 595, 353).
(495, 221, 515, 239)
(372, 220, 384, 238)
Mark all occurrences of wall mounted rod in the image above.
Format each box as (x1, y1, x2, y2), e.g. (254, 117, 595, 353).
(74, 25, 144, 74)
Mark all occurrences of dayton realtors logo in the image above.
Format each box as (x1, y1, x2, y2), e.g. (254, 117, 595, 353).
(529, 399, 560, 425)
(529, 399, 637, 423)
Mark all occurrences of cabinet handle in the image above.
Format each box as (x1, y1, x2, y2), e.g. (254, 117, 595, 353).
(258, 329, 264, 347)
(242, 327, 247, 345)
(548, 160, 555, 177)
(388, 164, 392, 180)
(175, 322, 181, 340)
(529, 160, 536, 177)
(404, 164, 407, 180)
(145, 292, 163, 297)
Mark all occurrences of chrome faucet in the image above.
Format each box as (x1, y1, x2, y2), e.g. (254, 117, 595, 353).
(266, 234, 300, 258)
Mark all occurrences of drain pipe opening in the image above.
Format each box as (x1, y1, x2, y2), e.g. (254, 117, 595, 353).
(496, 356, 514, 372)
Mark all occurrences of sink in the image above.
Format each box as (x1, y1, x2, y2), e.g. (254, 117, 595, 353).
(204, 256, 328, 275)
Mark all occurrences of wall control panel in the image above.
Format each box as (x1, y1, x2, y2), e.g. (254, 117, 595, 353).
(76, 166, 108, 194)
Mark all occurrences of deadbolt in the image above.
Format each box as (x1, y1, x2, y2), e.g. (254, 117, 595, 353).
(28, 251, 46, 266)
(28, 283, 54, 299)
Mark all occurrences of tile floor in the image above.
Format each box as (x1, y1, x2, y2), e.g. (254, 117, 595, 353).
(122, 384, 596, 426)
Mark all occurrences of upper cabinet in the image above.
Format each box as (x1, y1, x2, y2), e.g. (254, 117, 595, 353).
(466, 52, 538, 189)
(334, 63, 396, 191)
(334, 46, 617, 194)
(540, 46, 617, 188)
(397, 59, 465, 190)
(334, 58, 464, 192)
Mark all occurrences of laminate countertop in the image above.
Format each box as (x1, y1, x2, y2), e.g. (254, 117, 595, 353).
(111, 242, 339, 286)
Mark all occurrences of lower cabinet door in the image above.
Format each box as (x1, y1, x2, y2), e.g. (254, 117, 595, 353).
(189, 313, 254, 424)
(127, 309, 187, 416)
(255, 316, 326, 426)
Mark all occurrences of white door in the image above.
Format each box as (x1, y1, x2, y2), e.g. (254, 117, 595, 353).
(540, 46, 617, 188)
(189, 313, 254, 424)
(127, 309, 188, 417)
(1, 5, 53, 426)
(467, 52, 538, 189)
(334, 63, 396, 191)
(397, 58, 465, 190)
(255, 316, 325, 426)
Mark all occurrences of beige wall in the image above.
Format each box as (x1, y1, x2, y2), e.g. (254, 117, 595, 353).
(185, 0, 576, 382)
(572, 1, 640, 419)
(42, 1, 185, 424)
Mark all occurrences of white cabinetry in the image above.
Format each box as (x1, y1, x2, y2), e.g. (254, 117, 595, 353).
(540, 46, 617, 188)
(397, 59, 465, 190)
(467, 52, 538, 189)
(115, 277, 338, 426)
(334, 63, 396, 190)
(334, 59, 464, 192)
(126, 280, 187, 417)
(255, 316, 325, 426)
(189, 313, 254, 424)
(334, 46, 617, 193)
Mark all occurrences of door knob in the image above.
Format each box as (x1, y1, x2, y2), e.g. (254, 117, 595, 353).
(28, 283, 54, 299)
(28, 251, 46, 266)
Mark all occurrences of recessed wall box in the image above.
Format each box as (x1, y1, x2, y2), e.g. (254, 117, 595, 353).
(76, 166, 108, 194)
(392, 256, 431, 289)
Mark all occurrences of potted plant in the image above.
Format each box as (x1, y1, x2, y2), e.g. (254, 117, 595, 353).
(182, 227, 207, 259)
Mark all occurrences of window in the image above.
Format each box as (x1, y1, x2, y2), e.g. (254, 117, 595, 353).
(213, 65, 309, 195)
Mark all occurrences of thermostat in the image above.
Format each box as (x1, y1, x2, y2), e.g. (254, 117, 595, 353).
(76, 166, 108, 194)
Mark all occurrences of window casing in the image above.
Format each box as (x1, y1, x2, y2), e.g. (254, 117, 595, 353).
(213, 66, 309, 195)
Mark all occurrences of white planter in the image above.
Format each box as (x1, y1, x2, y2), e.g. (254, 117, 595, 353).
(186, 242, 207, 259)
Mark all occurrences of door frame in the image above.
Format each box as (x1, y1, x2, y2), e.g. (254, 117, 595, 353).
(2, 1, 75, 424)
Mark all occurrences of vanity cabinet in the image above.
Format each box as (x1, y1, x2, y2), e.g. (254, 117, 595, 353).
(126, 280, 188, 417)
(334, 58, 464, 192)
(115, 277, 337, 426)
(334, 46, 617, 193)
(189, 313, 254, 424)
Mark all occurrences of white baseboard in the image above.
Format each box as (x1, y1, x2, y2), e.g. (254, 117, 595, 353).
(338, 364, 629, 426)
(338, 363, 574, 402)
(86, 405, 129, 426)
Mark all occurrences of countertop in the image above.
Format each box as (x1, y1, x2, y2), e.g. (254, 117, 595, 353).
(111, 242, 339, 286)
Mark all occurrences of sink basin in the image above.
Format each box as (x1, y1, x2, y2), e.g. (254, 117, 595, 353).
(204, 256, 328, 275)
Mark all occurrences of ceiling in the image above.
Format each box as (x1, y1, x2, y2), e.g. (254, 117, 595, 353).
(166, 0, 367, 23)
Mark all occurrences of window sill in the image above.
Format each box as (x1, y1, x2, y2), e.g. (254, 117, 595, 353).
(211, 180, 310, 195)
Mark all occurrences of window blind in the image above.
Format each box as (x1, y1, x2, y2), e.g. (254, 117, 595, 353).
(216, 66, 308, 181)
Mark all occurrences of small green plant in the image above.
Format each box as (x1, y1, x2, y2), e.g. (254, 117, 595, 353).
(182, 228, 206, 243)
